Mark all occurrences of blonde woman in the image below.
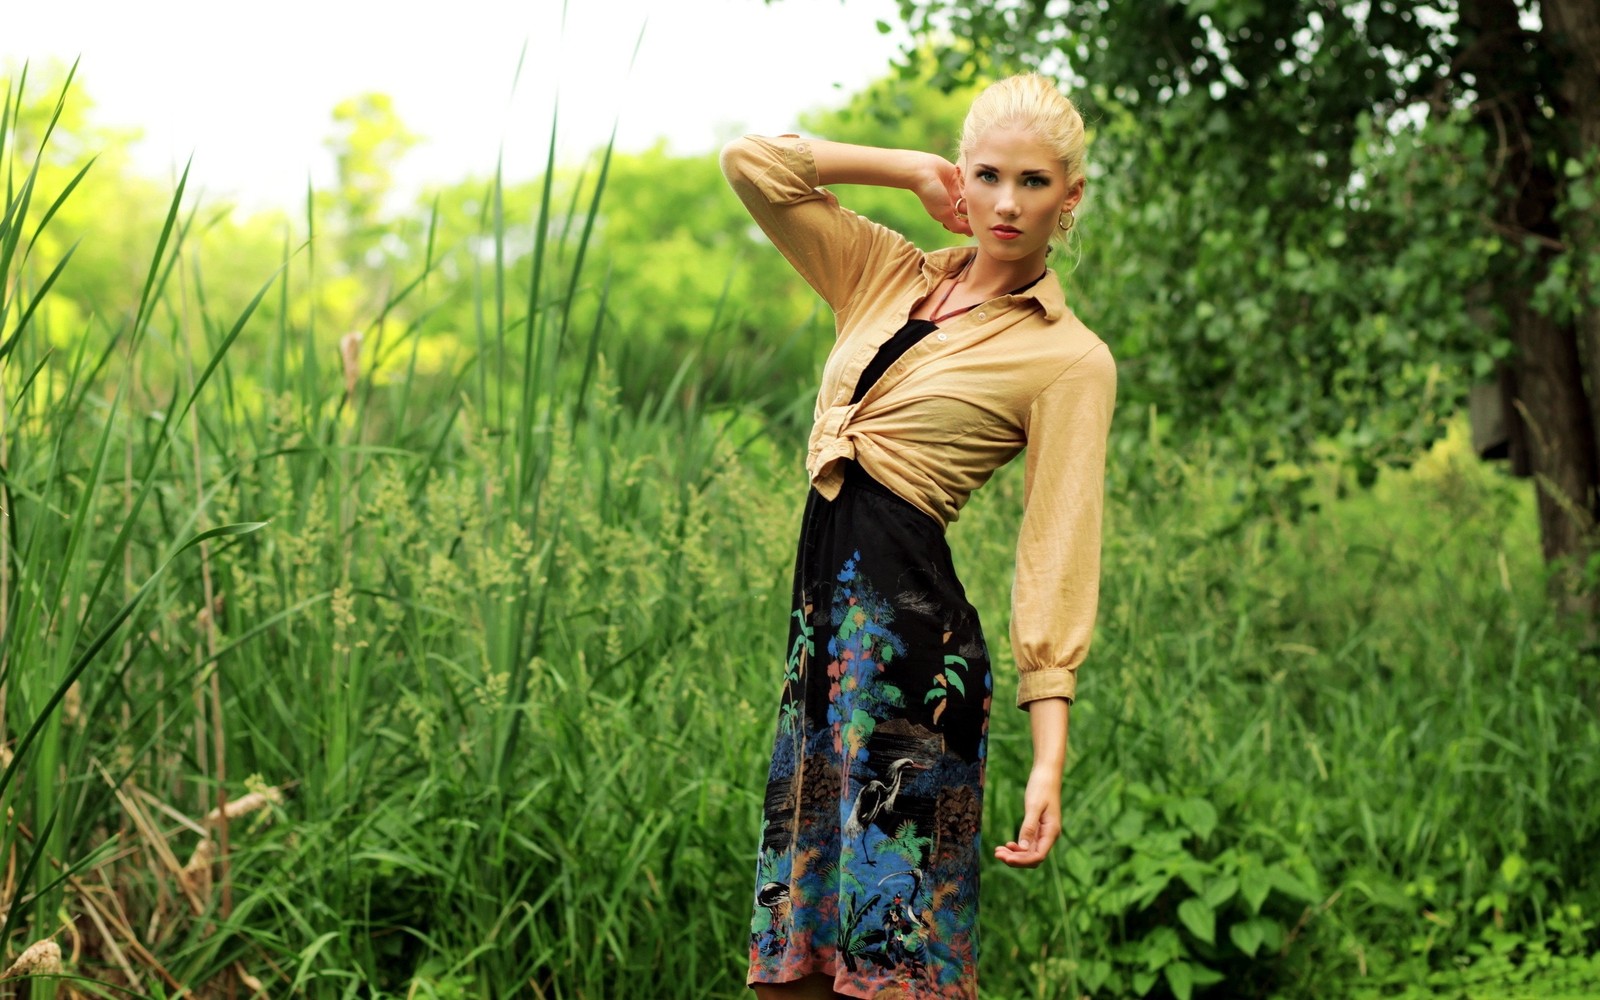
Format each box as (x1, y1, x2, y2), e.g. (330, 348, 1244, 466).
(722, 74, 1116, 1000)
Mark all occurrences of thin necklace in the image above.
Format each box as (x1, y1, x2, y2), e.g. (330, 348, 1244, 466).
(929, 256, 976, 324)
(929, 256, 1045, 324)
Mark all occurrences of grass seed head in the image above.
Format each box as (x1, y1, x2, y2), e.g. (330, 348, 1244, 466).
(1, 939, 63, 979)
(182, 838, 217, 898)
(339, 330, 364, 398)
(205, 786, 284, 825)
(63, 680, 82, 726)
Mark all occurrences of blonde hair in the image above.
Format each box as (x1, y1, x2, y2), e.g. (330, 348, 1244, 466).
(959, 73, 1087, 187)
(959, 74, 1087, 258)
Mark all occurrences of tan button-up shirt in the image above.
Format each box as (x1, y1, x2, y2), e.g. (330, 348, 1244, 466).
(721, 134, 1117, 707)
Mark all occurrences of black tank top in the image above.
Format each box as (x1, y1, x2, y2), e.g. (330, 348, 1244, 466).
(849, 272, 1046, 405)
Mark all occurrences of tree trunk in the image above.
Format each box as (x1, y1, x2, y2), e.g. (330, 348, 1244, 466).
(1459, 0, 1600, 611)
(1543, 0, 1600, 455)
(1507, 292, 1597, 570)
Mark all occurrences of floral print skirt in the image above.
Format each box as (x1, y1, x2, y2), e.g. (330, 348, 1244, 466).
(748, 461, 993, 999)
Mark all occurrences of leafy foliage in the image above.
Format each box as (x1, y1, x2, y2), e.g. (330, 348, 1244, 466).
(874, 0, 1597, 519)
(3, 53, 1597, 1000)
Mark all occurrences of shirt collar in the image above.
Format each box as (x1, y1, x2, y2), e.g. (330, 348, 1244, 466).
(924, 246, 1066, 322)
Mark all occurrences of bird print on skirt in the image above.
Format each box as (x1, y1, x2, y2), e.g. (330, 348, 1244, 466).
(749, 549, 993, 1000)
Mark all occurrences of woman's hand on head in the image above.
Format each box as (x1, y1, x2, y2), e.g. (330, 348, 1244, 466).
(994, 763, 1063, 868)
(916, 154, 972, 236)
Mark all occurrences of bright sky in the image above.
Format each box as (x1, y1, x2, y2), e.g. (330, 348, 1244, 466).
(2, 0, 909, 212)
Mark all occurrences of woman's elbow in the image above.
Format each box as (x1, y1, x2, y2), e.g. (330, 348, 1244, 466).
(718, 134, 761, 184)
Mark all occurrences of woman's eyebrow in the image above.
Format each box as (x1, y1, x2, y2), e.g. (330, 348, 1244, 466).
(974, 162, 1053, 176)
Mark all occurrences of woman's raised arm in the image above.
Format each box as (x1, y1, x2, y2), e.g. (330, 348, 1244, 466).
(721, 134, 968, 318)
(807, 139, 973, 236)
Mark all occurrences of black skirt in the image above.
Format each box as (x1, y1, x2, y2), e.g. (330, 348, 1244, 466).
(747, 461, 993, 1000)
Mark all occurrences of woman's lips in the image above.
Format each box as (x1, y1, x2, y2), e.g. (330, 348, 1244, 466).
(990, 226, 1021, 240)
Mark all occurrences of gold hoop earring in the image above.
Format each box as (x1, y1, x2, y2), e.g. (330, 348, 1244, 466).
(1058, 208, 1076, 233)
(954, 197, 969, 221)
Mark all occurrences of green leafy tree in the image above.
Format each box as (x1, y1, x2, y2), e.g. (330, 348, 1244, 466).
(3, 65, 291, 385)
(322, 92, 419, 276)
(5, 62, 177, 329)
(864, 0, 1600, 603)
(581, 140, 830, 410)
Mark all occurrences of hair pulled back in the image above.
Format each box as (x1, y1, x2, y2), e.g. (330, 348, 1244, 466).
(959, 73, 1086, 190)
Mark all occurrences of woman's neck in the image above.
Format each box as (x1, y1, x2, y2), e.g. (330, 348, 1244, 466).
(964, 247, 1048, 297)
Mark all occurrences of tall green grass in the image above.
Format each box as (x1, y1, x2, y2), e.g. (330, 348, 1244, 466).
(0, 66, 795, 996)
(2, 65, 1597, 1000)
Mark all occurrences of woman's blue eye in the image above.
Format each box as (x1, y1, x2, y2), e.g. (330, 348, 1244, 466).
(977, 170, 1050, 186)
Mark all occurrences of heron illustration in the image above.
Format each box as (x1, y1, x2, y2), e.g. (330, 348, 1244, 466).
(843, 757, 927, 857)
(877, 868, 928, 969)
(756, 881, 791, 954)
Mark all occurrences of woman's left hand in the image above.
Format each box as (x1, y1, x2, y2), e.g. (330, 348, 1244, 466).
(994, 764, 1063, 868)
(915, 154, 972, 236)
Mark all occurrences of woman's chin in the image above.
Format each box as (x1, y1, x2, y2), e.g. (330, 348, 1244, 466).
(974, 236, 1049, 266)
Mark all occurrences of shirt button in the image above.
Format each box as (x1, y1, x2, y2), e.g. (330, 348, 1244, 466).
(936, 333, 948, 342)
(977, 311, 987, 320)
(835, 390, 846, 402)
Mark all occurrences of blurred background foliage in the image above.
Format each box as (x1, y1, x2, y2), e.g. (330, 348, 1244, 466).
(2, 0, 1599, 994)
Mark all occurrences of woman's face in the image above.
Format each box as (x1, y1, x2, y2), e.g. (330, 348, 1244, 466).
(960, 126, 1084, 265)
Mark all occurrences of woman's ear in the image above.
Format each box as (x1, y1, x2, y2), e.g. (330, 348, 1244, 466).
(1061, 178, 1085, 213)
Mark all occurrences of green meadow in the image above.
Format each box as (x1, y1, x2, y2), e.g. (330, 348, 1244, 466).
(2, 56, 1598, 1000)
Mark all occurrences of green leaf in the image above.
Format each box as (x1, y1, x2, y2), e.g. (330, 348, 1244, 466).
(924, 687, 946, 703)
(1178, 898, 1216, 944)
(1267, 867, 1320, 903)
(1499, 853, 1526, 885)
(1138, 926, 1182, 969)
(875, 18, 892, 34)
(1134, 875, 1174, 906)
(1164, 961, 1194, 1000)
(1230, 918, 1264, 956)
(1132, 970, 1157, 996)
(1203, 874, 1239, 908)
(944, 669, 966, 697)
(1177, 798, 1217, 839)
(1064, 846, 1097, 885)
(1080, 959, 1110, 992)
(1112, 808, 1147, 842)
(1234, 916, 1284, 956)
(1241, 865, 1271, 913)
(1176, 859, 1211, 895)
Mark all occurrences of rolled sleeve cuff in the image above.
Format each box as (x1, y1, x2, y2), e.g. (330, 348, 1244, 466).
(743, 135, 824, 204)
(1016, 668, 1077, 708)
